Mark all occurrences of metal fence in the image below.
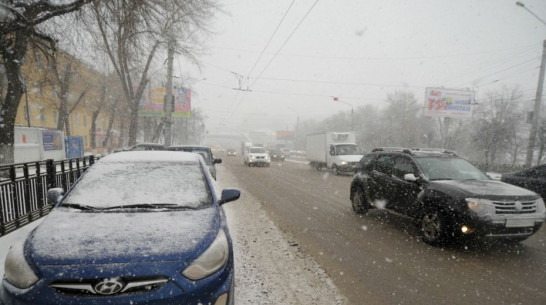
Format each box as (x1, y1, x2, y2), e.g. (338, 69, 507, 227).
(0, 156, 97, 237)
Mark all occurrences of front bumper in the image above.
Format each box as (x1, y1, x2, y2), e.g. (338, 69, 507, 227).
(1, 258, 234, 305)
(456, 212, 544, 239)
(337, 163, 359, 172)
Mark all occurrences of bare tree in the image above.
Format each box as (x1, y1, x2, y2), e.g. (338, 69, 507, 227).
(472, 86, 524, 169)
(83, 0, 216, 147)
(0, 0, 92, 164)
(380, 90, 421, 147)
(45, 51, 89, 136)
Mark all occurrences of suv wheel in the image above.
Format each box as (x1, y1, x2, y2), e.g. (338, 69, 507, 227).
(419, 209, 452, 246)
(351, 188, 370, 214)
(332, 165, 339, 175)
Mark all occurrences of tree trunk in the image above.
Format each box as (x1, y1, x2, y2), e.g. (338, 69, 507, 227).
(0, 30, 28, 164)
(102, 104, 118, 151)
(91, 110, 99, 149)
(128, 101, 139, 146)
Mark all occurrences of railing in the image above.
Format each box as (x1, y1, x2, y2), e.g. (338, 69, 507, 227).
(0, 156, 98, 237)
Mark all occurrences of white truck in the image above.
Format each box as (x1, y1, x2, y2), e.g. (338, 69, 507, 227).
(305, 132, 363, 175)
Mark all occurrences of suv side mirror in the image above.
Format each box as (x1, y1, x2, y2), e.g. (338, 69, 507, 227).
(218, 189, 240, 205)
(47, 188, 65, 205)
(403, 173, 418, 182)
(213, 158, 222, 164)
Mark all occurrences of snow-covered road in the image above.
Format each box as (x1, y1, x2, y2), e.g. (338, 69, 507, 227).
(0, 163, 348, 304)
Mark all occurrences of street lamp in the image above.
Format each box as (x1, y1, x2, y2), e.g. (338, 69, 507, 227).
(332, 97, 354, 131)
(516, 1, 546, 167)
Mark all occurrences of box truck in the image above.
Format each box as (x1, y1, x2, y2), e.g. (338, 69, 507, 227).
(306, 132, 363, 174)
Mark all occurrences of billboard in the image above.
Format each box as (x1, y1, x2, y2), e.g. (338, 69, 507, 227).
(139, 86, 191, 118)
(424, 87, 475, 119)
(41, 129, 64, 151)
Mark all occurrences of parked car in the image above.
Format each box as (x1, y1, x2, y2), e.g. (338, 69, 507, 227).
(227, 149, 237, 156)
(124, 143, 165, 151)
(168, 145, 222, 180)
(0, 151, 240, 305)
(501, 164, 546, 200)
(243, 146, 270, 167)
(350, 148, 545, 246)
(269, 149, 285, 162)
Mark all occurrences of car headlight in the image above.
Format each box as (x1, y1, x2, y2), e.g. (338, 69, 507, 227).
(4, 241, 39, 289)
(340, 161, 348, 165)
(182, 230, 229, 280)
(466, 198, 495, 218)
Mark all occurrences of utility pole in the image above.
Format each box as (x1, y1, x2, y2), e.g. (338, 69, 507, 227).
(164, 38, 175, 147)
(525, 39, 546, 167)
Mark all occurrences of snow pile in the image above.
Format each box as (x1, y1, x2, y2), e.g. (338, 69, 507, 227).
(220, 166, 348, 304)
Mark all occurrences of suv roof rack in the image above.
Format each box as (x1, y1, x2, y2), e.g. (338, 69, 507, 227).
(371, 147, 458, 156)
(410, 148, 458, 156)
(371, 147, 413, 155)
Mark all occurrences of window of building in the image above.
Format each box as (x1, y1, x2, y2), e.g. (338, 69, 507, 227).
(40, 108, 45, 123)
(53, 111, 58, 124)
(84, 115, 87, 127)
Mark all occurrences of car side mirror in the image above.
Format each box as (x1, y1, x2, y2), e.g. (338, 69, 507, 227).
(47, 188, 65, 205)
(213, 158, 222, 164)
(404, 173, 418, 182)
(218, 189, 240, 205)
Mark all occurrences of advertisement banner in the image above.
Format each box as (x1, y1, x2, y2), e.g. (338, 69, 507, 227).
(138, 86, 191, 118)
(65, 136, 84, 158)
(139, 87, 166, 117)
(424, 88, 475, 119)
(173, 87, 191, 118)
(41, 129, 64, 151)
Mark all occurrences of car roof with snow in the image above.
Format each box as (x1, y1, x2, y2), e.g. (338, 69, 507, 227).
(101, 150, 202, 163)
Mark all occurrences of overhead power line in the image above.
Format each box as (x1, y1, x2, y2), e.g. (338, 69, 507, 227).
(212, 42, 541, 62)
(250, 0, 320, 89)
(246, 0, 296, 78)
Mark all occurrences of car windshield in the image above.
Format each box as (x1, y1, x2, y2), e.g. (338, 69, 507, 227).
(250, 148, 266, 153)
(336, 145, 360, 155)
(415, 157, 490, 181)
(63, 161, 211, 209)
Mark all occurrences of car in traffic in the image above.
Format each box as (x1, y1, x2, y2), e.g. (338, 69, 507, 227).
(350, 148, 545, 246)
(0, 151, 240, 305)
(168, 145, 222, 180)
(227, 149, 237, 156)
(269, 149, 285, 162)
(243, 146, 270, 167)
(501, 164, 546, 200)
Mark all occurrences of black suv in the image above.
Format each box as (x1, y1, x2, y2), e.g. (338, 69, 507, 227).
(350, 148, 545, 246)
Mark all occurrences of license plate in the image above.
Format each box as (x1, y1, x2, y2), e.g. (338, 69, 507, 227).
(505, 219, 535, 228)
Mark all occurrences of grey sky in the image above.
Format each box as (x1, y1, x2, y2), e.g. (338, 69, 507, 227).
(176, 0, 546, 134)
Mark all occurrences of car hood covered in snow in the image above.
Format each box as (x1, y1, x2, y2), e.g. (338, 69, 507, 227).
(28, 207, 220, 266)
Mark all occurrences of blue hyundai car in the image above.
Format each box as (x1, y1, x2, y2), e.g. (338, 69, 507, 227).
(1, 151, 240, 305)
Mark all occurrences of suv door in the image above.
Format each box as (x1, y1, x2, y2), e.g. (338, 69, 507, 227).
(369, 154, 397, 209)
(391, 155, 422, 216)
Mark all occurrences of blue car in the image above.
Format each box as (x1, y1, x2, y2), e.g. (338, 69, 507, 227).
(1, 151, 240, 305)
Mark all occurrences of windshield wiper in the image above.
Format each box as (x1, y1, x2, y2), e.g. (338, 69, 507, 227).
(430, 178, 454, 181)
(102, 204, 200, 210)
(61, 203, 98, 211)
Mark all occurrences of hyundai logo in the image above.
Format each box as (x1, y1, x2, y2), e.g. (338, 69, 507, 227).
(94, 278, 124, 295)
(514, 201, 523, 213)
